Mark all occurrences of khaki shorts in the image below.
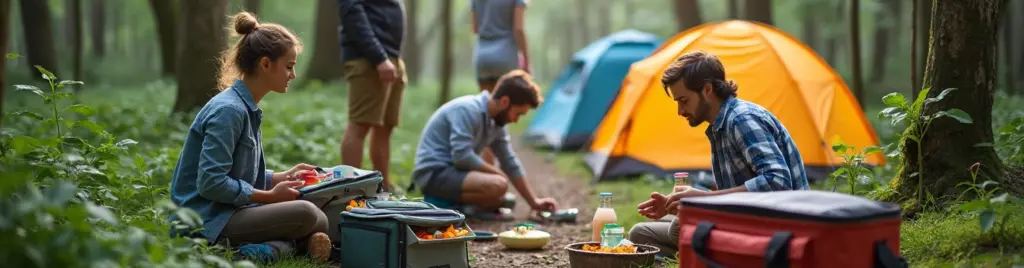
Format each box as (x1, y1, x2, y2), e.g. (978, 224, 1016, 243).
(343, 57, 406, 127)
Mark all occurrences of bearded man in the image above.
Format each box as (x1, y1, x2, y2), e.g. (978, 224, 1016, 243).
(411, 70, 558, 221)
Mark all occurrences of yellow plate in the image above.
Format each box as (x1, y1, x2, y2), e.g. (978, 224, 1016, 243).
(498, 229, 551, 250)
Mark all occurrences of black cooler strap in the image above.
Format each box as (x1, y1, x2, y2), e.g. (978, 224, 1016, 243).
(874, 240, 909, 268)
(692, 221, 795, 268)
(764, 231, 793, 268)
(692, 221, 727, 268)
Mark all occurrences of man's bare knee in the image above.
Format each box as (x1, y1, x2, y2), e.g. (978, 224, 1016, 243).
(346, 122, 372, 136)
(487, 177, 508, 197)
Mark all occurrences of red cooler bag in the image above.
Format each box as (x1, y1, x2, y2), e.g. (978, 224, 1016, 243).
(676, 190, 908, 268)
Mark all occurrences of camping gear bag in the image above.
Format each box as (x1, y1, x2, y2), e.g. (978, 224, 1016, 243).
(676, 190, 909, 268)
(297, 165, 383, 242)
(338, 199, 476, 268)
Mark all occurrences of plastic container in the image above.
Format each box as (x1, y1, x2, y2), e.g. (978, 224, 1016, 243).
(600, 223, 624, 247)
(591, 193, 617, 242)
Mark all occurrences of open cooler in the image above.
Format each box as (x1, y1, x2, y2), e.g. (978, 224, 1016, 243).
(296, 165, 383, 242)
(338, 200, 476, 268)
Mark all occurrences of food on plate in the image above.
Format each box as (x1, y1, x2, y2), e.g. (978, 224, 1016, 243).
(498, 223, 550, 249)
(580, 244, 638, 253)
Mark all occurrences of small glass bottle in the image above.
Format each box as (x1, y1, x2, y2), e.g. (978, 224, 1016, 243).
(674, 172, 690, 189)
(591, 193, 618, 242)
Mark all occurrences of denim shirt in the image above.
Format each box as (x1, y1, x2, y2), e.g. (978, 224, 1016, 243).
(411, 91, 526, 188)
(168, 79, 274, 243)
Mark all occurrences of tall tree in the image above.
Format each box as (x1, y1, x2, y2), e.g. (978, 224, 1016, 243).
(912, 0, 932, 98)
(673, 0, 702, 32)
(303, 0, 342, 84)
(244, 0, 259, 16)
(69, 0, 83, 82)
(743, 0, 771, 25)
(438, 0, 452, 108)
(1, 0, 9, 123)
(401, 0, 421, 84)
(1015, 0, 1024, 95)
(849, 0, 863, 108)
(149, 0, 179, 77)
(624, 0, 634, 27)
(173, 0, 228, 113)
(575, 0, 589, 45)
(597, 0, 611, 36)
(728, 0, 739, 19)
(90, 0, 106, 57)
(18, 0, 59, 78)
(869, 0, 901, 84)
(881, 0, 1020, 213)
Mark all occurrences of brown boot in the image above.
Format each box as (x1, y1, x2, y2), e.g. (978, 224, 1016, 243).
(306, 232, 332, 262)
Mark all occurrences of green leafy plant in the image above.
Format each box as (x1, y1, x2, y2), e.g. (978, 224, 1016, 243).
(1, 59, 251, 267)
(956, 162, 1012, 234)
(995, 116, 1024, 166)
(878, 87, 974, 205)
(829, 142, 882, 195)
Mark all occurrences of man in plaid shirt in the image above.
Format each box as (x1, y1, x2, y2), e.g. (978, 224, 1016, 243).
(628, 50, 810, 257)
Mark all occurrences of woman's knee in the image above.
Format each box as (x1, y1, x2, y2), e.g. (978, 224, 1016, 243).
(291, 200, 328, 234)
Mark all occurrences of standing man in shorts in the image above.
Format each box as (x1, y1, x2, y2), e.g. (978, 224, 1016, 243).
(338, 0, 406, 192)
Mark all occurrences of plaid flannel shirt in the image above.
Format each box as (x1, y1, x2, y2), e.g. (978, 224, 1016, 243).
(705, 97, 810, 192)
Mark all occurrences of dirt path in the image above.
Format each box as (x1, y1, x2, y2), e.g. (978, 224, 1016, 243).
(465, 137, 596, 268)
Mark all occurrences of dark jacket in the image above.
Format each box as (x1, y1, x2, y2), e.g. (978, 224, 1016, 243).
(338, 0, 405, 66)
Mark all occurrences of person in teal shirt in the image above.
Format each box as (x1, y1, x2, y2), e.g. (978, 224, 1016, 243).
(168, 12, 331, 264)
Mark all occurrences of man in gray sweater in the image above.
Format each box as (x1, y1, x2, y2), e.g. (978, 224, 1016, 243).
(411, 70, 558, 220)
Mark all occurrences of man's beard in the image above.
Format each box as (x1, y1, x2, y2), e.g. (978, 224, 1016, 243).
(688, 94, 711, 127)
(493, 108, 510, 127)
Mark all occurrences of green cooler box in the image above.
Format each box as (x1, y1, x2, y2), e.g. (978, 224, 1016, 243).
(338, 200, 476, 268)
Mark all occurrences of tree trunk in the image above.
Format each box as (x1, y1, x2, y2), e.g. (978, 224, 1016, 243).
(849, 0, 863, 109)
(69, 0, 83, 82)
(624, 0, 633, 27)
(597, 0, 610, 36)
(1015, 0, 1024, 94)
(881, 0, 1019, 215)
(999, 0, 1013, 94)
(173, 0, 228, 114)
(673, 0, 702, 32)
(149, 0, 178, 77)
(912, 0, 932, 99)
(303, 0, 343, 84)
(244, 0, 259, 16)
(824, 2, 844, 67)
(401, 0, 421, 84)
(0, 0, 9, 123)
(18, 0, 60, 78)
(744, 0, 771, 25)
(437, 0, 452, 108)
(869, 0, 899, 84)
(801, 5, 818, 51)
(911, 0, 919, 94)
(728, 0, 739, 19)
(90, 0, 105, 57)
(575, 0, 589, 44)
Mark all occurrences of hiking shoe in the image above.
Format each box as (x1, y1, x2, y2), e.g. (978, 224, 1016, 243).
(307, 232, 332, 262)
(237, 243, 278, 264)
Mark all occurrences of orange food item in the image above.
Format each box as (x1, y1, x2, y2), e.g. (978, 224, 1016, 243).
(345, 200, 367, 211)
(414, 224, 471, 240)
(581, 244, 637, 254)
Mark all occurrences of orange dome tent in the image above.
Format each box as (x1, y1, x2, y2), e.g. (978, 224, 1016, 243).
(585, 20, 885, 181)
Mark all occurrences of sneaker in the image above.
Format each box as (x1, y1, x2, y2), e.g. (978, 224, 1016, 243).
(237, 243, 278, 264)
(307, 232, 332, 262)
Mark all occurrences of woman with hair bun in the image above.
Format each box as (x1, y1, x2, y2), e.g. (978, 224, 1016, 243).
(168, 11, 331, 263)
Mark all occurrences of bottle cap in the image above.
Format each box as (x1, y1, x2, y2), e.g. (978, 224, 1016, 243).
(674, 172, 689, 178)
(599, 192, 612, 197)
